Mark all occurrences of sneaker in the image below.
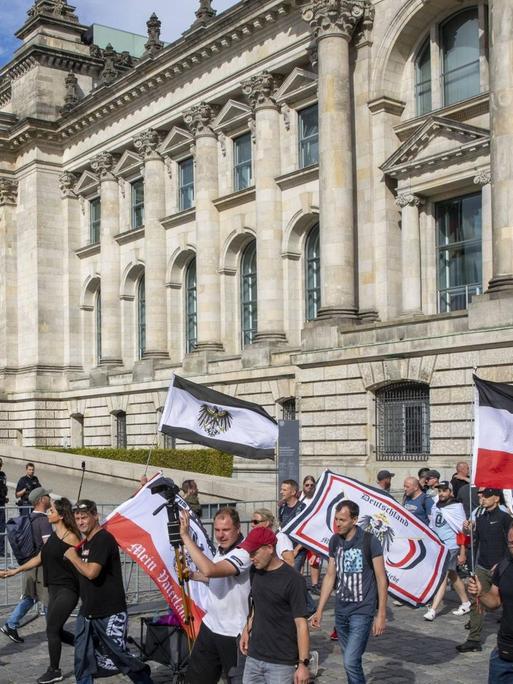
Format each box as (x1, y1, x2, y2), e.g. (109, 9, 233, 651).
(37, 668, 63, 684)
(330, 628, 338, 641)
(452, 601, 471, 616)
(309, 650, 319, 678)
(456, 640, 482, 653)
(393, 599, 403, 607)
(423, 608, 436, 621)
(0, 624, 24, 643)
(310, 584, 321, 596)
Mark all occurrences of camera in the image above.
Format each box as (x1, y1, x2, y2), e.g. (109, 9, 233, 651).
(150, 481, 180, 502)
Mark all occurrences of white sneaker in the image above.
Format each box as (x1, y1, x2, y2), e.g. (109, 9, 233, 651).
(393, 599, 403, 607)
(309, 650, 319, 678)
(452, 602, 471, 616)
(423, 608, 436, 621)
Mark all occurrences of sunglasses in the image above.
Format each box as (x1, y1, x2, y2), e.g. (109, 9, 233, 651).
(304, 483, 315, 488)
(250, 519, 264, 525)
(73, 503, 96, 513)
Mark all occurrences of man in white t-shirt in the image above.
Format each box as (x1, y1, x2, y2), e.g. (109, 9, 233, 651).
(180, 506, 251, 684)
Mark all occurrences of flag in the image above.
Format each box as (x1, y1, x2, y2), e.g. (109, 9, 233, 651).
(158, 373, 278, 459)
(104, 473, 215, 639)
(473, 374, 513, 488)
(281, 470, 448, 606)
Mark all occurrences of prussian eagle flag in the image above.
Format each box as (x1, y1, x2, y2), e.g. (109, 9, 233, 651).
(281, 470, 448, 606)
(158, 374, 278, 459)
(473, 374, 513, 487)
(104, 473, 215, 639)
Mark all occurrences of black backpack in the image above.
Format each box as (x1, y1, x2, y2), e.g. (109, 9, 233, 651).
(6, 514, 36, 565)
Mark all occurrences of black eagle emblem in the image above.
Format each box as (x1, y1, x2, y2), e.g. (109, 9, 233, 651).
(359, 513, 395, 553)
(197, 404, 233, 437)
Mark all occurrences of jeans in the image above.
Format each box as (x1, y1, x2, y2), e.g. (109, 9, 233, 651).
(6, 595, 36, 629)
(243, 656, 296, 684)
(76, 672, 153, 684)
(489, 648, 513, 684)
(335, 612, 374, 684)
(469, 566, 493, 642)
(0, 506, 5, 554)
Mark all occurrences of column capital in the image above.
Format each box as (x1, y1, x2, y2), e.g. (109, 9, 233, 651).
(395, 192, 424, 209)
(301, 0, 371, 41)
(133, 128, 162, 161)
(242, 70, 281, 111)
(183, 102, 219, 138)
(473, 169, 491, 186)
(59, 171, 78, 199)
(90, 151, 119, 181)
(0, 177, 18, 206)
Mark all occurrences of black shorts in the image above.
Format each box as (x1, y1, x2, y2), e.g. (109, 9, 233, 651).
(185, 622, 245, 684)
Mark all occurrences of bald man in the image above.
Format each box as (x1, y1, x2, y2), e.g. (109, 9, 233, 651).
(403, 477, 434, 526)
(451, 462, 470, 498)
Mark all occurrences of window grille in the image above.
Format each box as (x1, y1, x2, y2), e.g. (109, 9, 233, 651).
(282, 398, 296, 421)
(376, 382, 430, 461)
(115, 412, 127, 448)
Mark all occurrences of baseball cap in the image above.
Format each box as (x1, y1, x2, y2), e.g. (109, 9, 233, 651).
(73, 499, 98, 515)
(28, 487, 50, 505)
(435, 480, 453, 491)
(426, 469, 440, 480)
(481, 488, 501, 497)
(239, 527, 277, 554)
(377, 470, 395, 481)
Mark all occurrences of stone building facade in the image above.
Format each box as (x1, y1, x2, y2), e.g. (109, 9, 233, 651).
(0, 0, 512, 482)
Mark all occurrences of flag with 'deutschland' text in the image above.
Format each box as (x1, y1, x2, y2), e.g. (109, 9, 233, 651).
(473, 374, 513, 488)
(104, 473, 214, 640)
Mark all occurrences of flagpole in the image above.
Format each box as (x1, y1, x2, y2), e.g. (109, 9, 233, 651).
(144, 423, 160, 477)
(469, 367, 478, 575)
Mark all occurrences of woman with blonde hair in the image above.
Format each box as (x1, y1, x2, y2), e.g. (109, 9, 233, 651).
(250, 508, 294, 566)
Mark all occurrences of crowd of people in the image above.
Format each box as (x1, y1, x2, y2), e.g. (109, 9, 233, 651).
(0, 462, 512, 684)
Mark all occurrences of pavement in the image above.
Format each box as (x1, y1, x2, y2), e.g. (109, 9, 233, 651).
(0, 586, 496, 683)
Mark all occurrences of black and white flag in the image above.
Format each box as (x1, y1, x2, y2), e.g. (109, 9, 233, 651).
(158, 374, 278, 459)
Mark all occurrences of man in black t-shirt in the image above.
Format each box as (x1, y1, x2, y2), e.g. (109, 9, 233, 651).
(15, 462, 41, 516)
(239, 526, 310, 684)
(64, 500, 153, 684)
(468, 524, 513, 681)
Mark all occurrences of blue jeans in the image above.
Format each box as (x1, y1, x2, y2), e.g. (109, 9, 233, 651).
(6, 595, 36, 629)
(243, 656, 296, 684)
(489, 648, 513, 683)
(335, 612, 374, 684)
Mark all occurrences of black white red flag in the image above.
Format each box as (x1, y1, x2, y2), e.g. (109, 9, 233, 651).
(472, 374, 513, 487)
(158, 374, 278, 459)
(281, 470, 448, 606)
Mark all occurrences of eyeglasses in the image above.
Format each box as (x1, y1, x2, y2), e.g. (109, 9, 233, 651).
(303, 484, 315, 488)
(250, 519, 264, 525)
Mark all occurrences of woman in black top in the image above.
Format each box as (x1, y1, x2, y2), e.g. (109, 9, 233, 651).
(1, 497, 81, 684)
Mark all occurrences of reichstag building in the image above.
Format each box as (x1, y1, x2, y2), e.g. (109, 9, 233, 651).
(0, 0, 510, 482)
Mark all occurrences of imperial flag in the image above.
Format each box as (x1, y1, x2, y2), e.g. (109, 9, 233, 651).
(104, 473, 214, 639)
(158, 374, 278, 459)
(472, 374, 513, 487)
(281, 470, 448, 606)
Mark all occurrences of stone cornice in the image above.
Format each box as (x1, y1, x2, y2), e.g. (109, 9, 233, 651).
(75, 242, 101, 260)
(2, 44, 102, 82)
(301, 0, 371, 41)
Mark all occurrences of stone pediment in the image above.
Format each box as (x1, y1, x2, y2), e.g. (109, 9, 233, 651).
(275, 67, 317, 105)
(74, 170, 99, 197)
(113, 150, 143, 179)
(212, 100, 252, 134)
(159, 126, 194, 158)
(381, 116, 489, 176)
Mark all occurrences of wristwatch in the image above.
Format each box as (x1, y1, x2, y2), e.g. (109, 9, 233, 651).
(298, 658, 310, 667)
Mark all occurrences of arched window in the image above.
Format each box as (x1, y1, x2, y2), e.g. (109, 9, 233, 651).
(95, 289, 101, 365)
(137, 275, 146, 359)
(241, 241, 257, 347)
(415, 39, 432, 115)
(376, 382, 430, 461)
(305, 224, 320, 321)
(441, 8, 480, 106)
(185, 259, 197, 353)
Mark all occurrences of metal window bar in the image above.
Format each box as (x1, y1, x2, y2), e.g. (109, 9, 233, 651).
(376, 382, 430, 461)
(116, 413, 127, 448)
(437, 283, 481, 313)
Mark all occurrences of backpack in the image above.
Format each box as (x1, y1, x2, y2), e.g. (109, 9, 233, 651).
(6, 514, 36, 565)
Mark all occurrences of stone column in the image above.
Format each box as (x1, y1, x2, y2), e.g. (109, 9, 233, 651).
(242, 71, 286, 343)
(474, 170, 493, 290)
(91, 152, 122, 366)
(134, 129, 168, 359)
(0, 178, 18, 371)
(488, 0, 513, 291)
(302, 0, 368, 320)
(184, 103, 223, 351)
(396, 193, 423, 316)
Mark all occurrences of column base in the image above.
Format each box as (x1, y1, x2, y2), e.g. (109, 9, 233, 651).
(488, 274, 513, 292)
(358, 309, 380, 323)
(142, 350, 169, 360)
(193, 341, 224, 352)
(316, 306, 358, 322)
(99, 358, 123, 367)
(253, 331, 287, 344)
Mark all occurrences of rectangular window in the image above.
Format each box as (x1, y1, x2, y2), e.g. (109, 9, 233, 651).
(179, 158, 195, 211)
(436, 193, 482, 312)
(376, 383, 430, 461)
(131, 178, 144, 229)
(233, 132, 252, 192)
(89, 197, 101, 244)
(298, 104, 319, 169)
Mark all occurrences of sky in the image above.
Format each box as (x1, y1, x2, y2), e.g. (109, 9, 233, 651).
(0, 0, 239, 67)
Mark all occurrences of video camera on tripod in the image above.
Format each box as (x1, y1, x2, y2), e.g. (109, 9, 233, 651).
(151, 479, 182, 548)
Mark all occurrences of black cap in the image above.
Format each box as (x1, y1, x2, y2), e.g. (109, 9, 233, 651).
(377, 470, 395, 481)
(480, 488, 501, 497)
(435, 480, 453, 491)
(426, 469, 440, 480)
